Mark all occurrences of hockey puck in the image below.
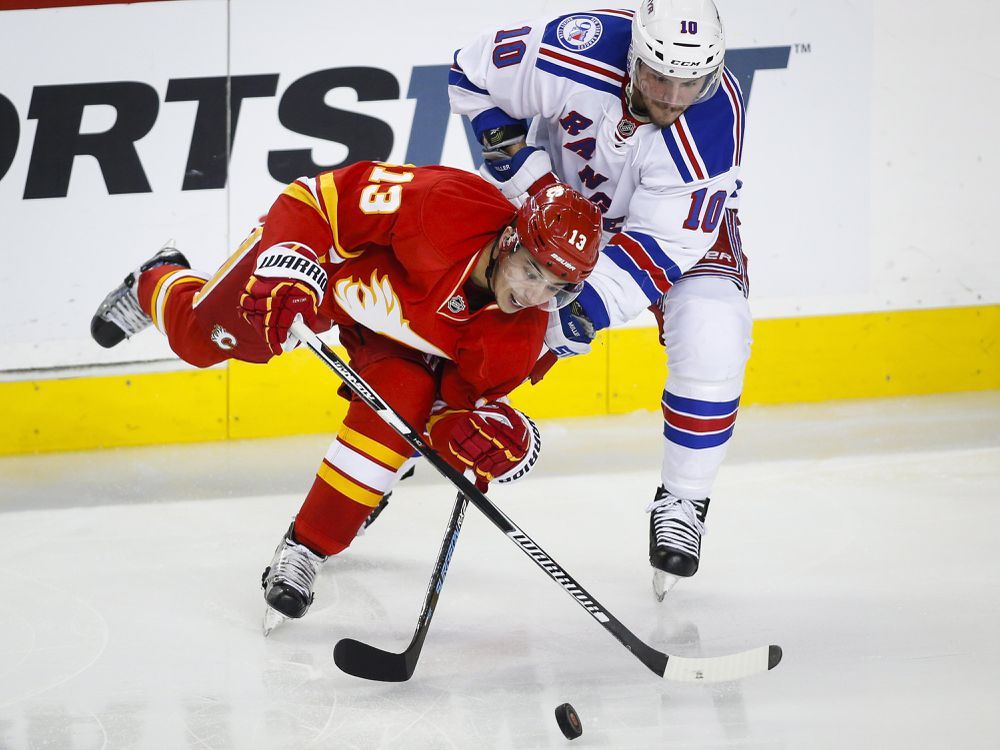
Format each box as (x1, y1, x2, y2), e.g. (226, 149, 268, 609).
(554, 702, 583, 740)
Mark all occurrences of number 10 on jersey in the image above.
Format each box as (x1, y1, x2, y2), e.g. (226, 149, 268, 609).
(683, 188, 726, 233)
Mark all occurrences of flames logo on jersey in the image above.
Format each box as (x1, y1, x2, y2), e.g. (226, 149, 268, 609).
(557, 15, 603, 51)
(210, 324, 236, 351)
(333, 272, 448, 358)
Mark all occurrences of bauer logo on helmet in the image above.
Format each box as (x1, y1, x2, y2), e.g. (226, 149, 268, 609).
(550, 254, 577, 272)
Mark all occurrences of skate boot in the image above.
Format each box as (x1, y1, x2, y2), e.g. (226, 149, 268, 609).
(90, 240, 190, 348)
(647, 486, 710, 601)
(261, 522, 327, 636)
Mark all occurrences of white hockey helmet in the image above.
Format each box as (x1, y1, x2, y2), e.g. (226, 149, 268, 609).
(629, 0, 726, 107)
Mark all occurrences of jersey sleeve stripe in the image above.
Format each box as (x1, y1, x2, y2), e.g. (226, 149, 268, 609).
(317, 172, 358, 262)
(661, 128, 695, 183)
(604, 232, 682, 303)
(722, 67, 746, 112)
(536, 57, 622, 97)
(283, 180, 322, 215)
(721, 70, 744, 166)
(627, 229, 678, 265)
(603, 245, 662, 304)
(666, 70, 744, 180)
(673, 118, 707, 181)
(538, 45, 625, 83)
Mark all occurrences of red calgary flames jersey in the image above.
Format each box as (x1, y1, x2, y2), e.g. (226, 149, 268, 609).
(257, 161, 546, 408)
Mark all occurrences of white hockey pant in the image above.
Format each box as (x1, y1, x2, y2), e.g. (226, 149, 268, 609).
(659, 276, 752, 500)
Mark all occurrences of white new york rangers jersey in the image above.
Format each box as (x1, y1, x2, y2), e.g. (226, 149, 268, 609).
(449, 8, 747, 329)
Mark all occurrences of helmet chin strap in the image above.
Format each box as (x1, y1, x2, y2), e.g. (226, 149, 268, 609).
(484, 231, 503, 293)
(624, 80, 652, 123)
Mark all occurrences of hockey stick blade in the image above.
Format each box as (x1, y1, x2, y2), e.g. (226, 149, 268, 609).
(333, 637, 417, 682)
(663, 644, 782, 683)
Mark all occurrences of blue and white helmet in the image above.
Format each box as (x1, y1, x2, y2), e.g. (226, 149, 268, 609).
(629, 0, 726, 105)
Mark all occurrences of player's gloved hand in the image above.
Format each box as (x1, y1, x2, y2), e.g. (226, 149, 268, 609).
(429, 402, 541, 491)
(530, 299, 597, 383)
(547, 298, 596, 357)
(239, 243, 328, 356)
(480, 145, 558, 203)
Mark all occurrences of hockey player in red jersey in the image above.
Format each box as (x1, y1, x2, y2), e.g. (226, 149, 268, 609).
(91, 162, 601, 634)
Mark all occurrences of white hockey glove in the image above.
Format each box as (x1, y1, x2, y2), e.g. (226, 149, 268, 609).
(530, 300, 597, 383)
(480, 146, 558, 203)
(544, 299, 596, 358)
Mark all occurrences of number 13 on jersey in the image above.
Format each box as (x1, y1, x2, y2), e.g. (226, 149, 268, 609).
(359, 164, 415, 214)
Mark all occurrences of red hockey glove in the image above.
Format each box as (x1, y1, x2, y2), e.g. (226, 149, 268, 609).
(429, 402, 541, 491)
(239, 243, 328, 356)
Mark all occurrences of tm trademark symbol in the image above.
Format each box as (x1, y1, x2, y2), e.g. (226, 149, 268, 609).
(794, 42, 811, 54)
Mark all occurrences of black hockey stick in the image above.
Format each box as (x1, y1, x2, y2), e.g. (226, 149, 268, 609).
(290, 320, 782, 683)
(334, 490, 468, 681)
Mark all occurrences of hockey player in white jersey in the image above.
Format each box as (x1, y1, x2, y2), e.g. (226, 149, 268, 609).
(450, 0, 752, 598)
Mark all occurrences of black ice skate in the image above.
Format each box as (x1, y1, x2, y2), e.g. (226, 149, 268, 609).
(647, 486, 710, 601)
(90, 241, 190, 348)
(261, 522, 327, 636)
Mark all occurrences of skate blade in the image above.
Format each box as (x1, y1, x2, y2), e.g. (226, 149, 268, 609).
(262, 606, 290, 637)
(652, 569, 680, 602)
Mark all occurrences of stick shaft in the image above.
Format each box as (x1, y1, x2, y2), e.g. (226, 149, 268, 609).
(407, 492, 469, 664)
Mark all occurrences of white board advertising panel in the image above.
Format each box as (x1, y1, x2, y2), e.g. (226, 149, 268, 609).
(0, 0, 995, 373)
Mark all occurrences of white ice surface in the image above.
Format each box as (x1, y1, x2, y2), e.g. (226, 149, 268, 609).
(1, 392, 998, 749)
